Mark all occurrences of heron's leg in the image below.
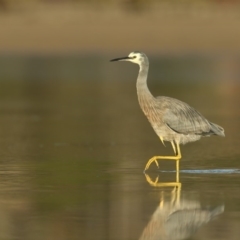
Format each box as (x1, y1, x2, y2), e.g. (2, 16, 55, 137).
(144, 142, 181, 171)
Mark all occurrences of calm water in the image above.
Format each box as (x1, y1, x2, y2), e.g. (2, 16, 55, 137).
(0, 56, 239, 239)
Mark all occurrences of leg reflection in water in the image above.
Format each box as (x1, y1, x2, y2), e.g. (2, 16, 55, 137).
(140, 173, 224, 240)
(144, 167, 181, 188)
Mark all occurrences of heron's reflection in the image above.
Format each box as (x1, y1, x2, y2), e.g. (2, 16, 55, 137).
(140, 173, 224, 240)
(144, 169, 180, 188)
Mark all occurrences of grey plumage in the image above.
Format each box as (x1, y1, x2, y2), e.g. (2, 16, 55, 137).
(139, 197, 224, 240)
(110, 51, 225, 170)
(148, 96, 224, 144)
(164, 205, 224, 239)
(133, 52, 224, 144)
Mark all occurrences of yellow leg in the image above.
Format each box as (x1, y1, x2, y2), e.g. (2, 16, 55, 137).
(144, 142, 181, 171)
(176, 160, 180, 182)
(171, 182, 181, 205)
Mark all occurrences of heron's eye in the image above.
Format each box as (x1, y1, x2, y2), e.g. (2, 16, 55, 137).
(132, 56, 136, 59)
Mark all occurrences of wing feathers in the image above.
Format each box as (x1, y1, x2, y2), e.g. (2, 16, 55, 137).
(156, 97, 224, 136)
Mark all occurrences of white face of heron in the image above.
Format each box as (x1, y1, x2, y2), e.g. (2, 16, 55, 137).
(127, 52, 148, 65)
(110, 51, 149, 68)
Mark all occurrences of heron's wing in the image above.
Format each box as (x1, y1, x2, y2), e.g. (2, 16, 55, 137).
(158, 97, 211, 135)
(165, 209, 212, 239)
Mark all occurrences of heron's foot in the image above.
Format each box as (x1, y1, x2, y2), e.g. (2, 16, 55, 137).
(154, 158, 160, 168)
(144, 155, 181, 171)
(143, 156, 159, 172)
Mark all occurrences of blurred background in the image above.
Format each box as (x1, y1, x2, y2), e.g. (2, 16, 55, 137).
(0, 1, 240, 240)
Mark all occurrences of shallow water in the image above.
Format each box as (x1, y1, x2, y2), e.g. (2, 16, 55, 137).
(0, 56, 239, 239)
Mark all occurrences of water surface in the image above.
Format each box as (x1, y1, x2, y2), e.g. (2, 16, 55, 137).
(0, 55, 239, 239)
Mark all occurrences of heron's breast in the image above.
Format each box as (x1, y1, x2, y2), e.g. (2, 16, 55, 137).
(139, 101, 159, 121)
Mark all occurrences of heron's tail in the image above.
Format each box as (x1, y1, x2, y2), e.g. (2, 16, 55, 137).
(210, 205, 225, 218)
(209, 122, 225, 137)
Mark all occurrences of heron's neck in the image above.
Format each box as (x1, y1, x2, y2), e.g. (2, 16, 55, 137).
(136, 63, 154, 103)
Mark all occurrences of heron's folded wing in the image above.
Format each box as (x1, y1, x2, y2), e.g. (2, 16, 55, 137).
(165, 209, 212, 238)
(160, 97, 211, 135)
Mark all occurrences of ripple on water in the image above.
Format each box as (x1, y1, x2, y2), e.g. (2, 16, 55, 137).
(160, 169, 240, 174)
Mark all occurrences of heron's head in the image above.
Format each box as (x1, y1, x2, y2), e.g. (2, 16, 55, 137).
(110, 51, 149, 66)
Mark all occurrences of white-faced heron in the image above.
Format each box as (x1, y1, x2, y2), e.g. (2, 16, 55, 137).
(110, 51, 225, 171)
(139, 192, 224, 240)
